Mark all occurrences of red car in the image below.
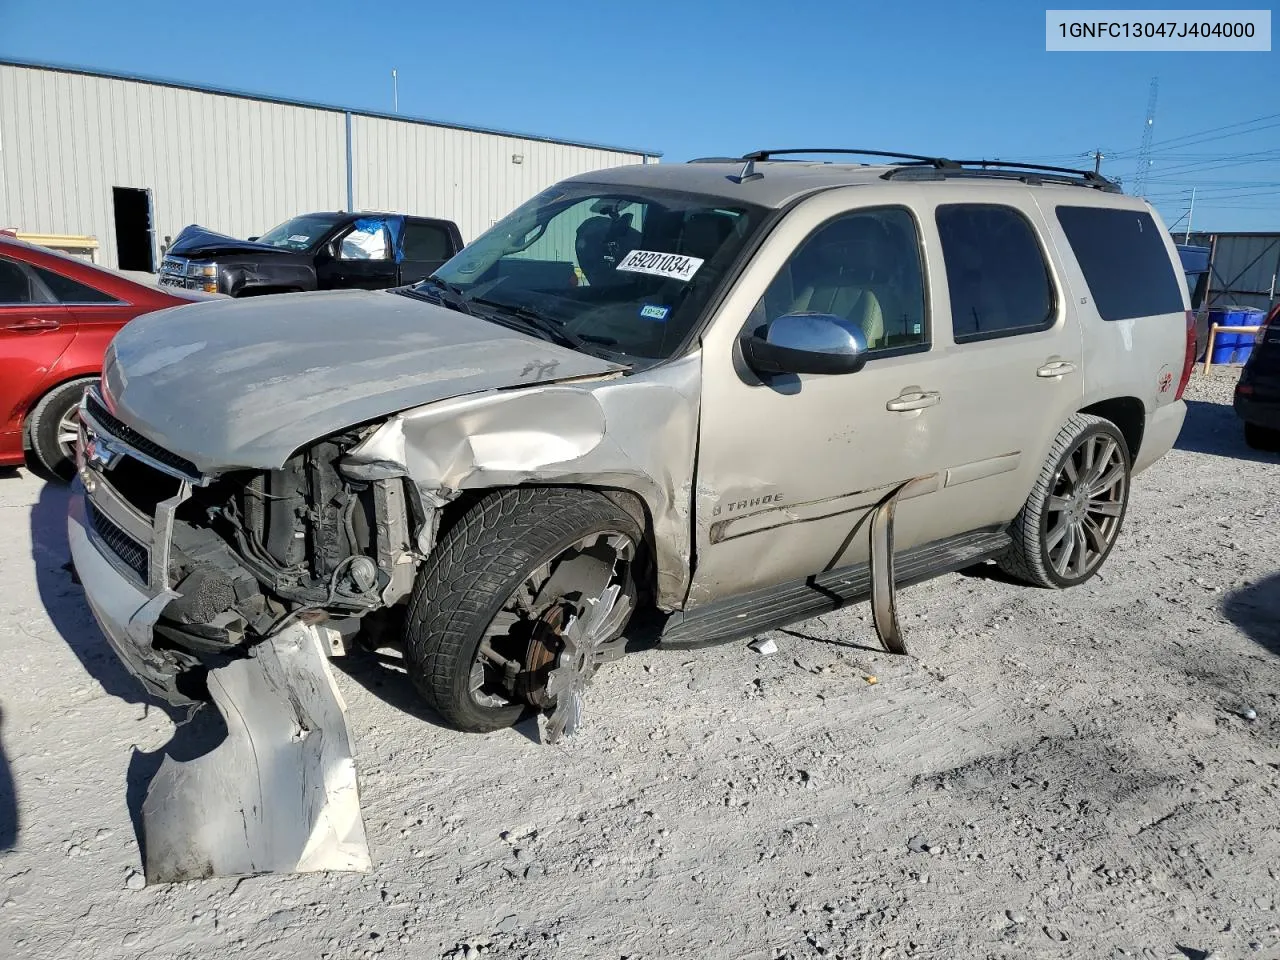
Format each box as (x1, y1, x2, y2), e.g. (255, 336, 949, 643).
(0, 235, 211, 479)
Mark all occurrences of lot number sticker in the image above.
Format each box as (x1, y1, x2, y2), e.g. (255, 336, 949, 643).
(616, 249, 704, 282)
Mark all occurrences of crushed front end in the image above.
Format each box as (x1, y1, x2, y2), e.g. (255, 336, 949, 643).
(68, 385, 422, 880)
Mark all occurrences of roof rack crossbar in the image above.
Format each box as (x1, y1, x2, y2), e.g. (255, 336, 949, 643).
(949, 158, 1113, 182)
(740, 148, 959, 169)
(883, 166, 1121, 193)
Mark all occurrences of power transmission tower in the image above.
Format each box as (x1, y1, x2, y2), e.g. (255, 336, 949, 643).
(1133, 77, 1159, 196)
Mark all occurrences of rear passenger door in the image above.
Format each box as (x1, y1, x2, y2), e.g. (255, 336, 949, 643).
(919, 194, 1085, 539)
(397, 218, 457, 285)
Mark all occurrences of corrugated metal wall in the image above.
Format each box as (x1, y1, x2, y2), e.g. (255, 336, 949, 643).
(351, 116, 647, 243)
(0, 63, 651, 269)
(1182, 231, 1280, 314)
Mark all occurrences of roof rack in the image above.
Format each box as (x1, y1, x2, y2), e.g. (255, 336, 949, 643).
(883, 159, 1121, 192)
(739, 148, 959, 168)
(685, 150, 1122, 192)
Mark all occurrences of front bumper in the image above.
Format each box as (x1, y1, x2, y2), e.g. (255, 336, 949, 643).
(68, 487, 192, 704)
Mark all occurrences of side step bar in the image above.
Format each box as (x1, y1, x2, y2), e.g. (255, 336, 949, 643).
(649, 526, 1011, 650)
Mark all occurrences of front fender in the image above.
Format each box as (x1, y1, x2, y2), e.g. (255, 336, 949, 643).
(344, 354, 703, 609)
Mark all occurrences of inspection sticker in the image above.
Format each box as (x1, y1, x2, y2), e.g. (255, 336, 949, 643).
(616, 249, 704, 282)
(639, 304, 670, 321)
(288, 234, 310, 243)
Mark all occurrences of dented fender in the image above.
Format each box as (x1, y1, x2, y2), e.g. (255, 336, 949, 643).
(344, 353, 703, 609)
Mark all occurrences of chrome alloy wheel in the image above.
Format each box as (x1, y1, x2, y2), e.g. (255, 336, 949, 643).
(1043, 432, 1129, 580)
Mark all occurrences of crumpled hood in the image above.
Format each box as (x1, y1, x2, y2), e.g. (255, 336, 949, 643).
(166, 223, 298, 259)
(101, 290, 625, 473)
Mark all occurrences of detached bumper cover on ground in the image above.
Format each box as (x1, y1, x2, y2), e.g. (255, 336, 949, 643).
(142, 624, 370, 882)
(69, 494, 371, 882)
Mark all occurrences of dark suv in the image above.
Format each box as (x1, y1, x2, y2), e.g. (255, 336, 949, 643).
(1235, 302, 1280, 450)
(158, 211, 463, 297)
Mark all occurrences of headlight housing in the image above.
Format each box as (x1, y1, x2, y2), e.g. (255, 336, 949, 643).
(185, 261, 220, 292)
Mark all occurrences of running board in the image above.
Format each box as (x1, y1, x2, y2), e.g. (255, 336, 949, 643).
(649, 526, 1011, 650)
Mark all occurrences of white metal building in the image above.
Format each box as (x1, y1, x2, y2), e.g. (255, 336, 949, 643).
(0, 59, 659, 271)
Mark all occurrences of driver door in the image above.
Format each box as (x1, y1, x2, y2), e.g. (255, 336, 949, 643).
(316, 217, 399, 290)
(688, 191, 955, 606)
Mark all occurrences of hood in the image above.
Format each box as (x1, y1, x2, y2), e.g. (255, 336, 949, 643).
(166, 224, 304, 260)
(101, 290, 625, 473)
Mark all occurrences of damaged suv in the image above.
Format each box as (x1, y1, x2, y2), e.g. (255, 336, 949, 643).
(71, 150, 1194, 744)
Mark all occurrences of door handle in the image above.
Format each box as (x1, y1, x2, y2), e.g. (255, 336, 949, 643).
(886, 390, 941, 412)
(5, 317, 61, 332)
(1036, 360, 1077, 378)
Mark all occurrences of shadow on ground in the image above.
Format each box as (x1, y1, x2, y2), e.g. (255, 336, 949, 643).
(29, 482, 154, 705)
(29, 480, 224, 863)
(1175, 399, 1280, 463)
(0, 706, 15, 851)
(1224, 572, 1280, 658)
(333, 645, 545, 744)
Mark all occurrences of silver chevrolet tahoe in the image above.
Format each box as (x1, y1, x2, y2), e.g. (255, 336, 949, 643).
(70, 150, 1195, 740)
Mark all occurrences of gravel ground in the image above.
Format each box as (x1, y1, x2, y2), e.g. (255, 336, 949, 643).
(1, 370, 1277, 960)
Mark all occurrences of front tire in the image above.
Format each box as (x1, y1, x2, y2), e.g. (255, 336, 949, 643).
(28, 378, 96, 481)
(998, 413, 1131, 589)
(403, 488, 641, 733)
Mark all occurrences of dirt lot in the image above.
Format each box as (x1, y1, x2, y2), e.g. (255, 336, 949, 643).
(1, 371, 1277, 960)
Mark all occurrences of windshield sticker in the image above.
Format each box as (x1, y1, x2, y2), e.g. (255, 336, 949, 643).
(639, 304, 670, 321)
(287, 234, 310, 243)
(616, 249, 704, 282)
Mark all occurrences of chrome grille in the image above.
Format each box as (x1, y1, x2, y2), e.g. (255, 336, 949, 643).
(87, 499, 149, 583)
(158, 255, 190, 287)
(84, 391, 203, 483)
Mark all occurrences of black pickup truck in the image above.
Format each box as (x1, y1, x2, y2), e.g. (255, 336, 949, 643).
(157, 211, 464, 297)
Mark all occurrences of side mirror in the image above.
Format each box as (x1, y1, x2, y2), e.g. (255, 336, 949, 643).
(739, 312, 868, 376)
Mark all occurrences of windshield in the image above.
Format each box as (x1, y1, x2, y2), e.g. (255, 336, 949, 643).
(425, 184, 767, 363)
(255, 214, 344, 251)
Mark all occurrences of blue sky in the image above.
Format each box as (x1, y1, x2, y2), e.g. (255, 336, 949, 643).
(2, 0, 1277, 231)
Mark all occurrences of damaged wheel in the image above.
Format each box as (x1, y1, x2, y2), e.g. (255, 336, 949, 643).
(404, 488, 640, 733)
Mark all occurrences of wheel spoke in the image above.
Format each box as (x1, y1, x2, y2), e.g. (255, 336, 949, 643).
(1087, 498, 1123, 518)
(1050, 523, 1075, 576)
(1088, 463, 1124, 499)
(1082, 516, 1109, 555)
(1061, 455, 1080, 485)
(1046, 517, 1070, 552)
(1047, 494, 1071, 513)
(1071, 521, 1089, 573)
(1086, 438, 1117, 486)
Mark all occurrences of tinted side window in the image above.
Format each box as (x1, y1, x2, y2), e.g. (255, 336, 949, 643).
(0, 257, 42, 305)
(402, 221, 451, 261)
(754, 207, 928, 353)
(936, 204, 1055, 342)
(1056, 206, 1184, 321)
(31, 265, 119, 303)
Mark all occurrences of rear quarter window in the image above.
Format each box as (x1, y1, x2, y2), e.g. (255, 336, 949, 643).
(1055, 206, 1185, 321)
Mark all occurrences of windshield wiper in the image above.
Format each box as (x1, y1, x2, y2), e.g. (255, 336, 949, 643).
(467, 296, 618, 353)
(397, 277, 473, 315)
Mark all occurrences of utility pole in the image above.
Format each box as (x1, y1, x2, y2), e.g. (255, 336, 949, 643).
(1090, 149, 1105, 174)
(1184, 186, 1196, 243)
(392, 68, 399, 113)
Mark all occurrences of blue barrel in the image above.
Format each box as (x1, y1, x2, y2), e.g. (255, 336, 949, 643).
(1210, 307, 1263, 364)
